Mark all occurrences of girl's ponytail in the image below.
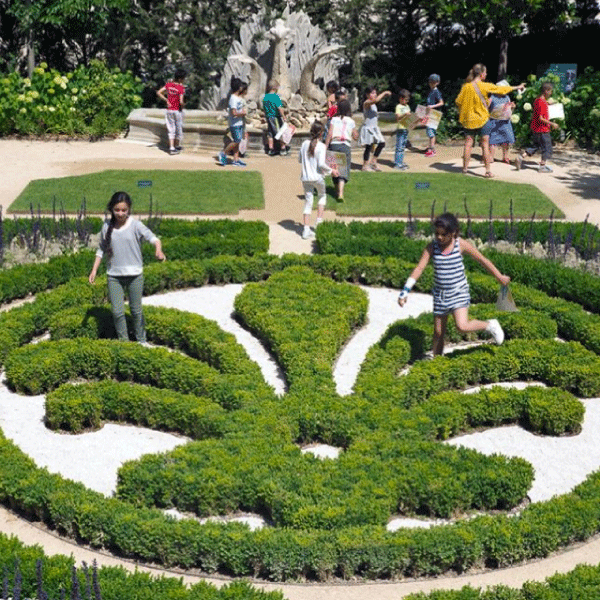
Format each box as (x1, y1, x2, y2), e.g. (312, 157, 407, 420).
(309, 121, 324, 156)
(466, 63, 486, 82)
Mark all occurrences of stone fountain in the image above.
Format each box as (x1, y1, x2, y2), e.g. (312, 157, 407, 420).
(126, 7, 346, 150)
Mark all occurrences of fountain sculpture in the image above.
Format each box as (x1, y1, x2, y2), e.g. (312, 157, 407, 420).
(126, 8, 347, 148)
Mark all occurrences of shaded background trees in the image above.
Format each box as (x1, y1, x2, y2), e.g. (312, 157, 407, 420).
(0, 0, 599, 107)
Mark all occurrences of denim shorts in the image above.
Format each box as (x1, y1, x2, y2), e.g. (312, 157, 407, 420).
(230, 125, 245, 143)
(463, 119, 493, 138)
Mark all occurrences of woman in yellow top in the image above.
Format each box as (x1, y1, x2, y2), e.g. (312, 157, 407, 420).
(455, 63, 525, 178)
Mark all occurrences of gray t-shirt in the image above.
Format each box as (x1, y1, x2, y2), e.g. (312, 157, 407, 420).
(96, 216, 157, 276)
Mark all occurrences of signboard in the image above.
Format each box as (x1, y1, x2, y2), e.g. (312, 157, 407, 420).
(544, 64, 577, 94)
(137, 180, 153, 188)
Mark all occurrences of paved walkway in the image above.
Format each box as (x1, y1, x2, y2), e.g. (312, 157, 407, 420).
(1, 138, 600, 599)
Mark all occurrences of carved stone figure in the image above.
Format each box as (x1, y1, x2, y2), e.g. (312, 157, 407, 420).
(198, 7, 344, 122)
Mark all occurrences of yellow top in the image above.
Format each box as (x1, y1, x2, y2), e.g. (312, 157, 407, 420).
(455, 81, 513, 129)
(396, 103, 410, 130)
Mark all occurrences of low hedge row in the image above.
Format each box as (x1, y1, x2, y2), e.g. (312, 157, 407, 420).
(0, 219, 268, 302)
(5, 338, 270, 411)
(316, 220, 600, 261)
(0, 528, 283, 600)
(48, 303, 263, 379)
(406, 563, 600, 599)
(141, 219, 269, 261)
(46, 380, 229, 438)
(421, 386, 584, 438)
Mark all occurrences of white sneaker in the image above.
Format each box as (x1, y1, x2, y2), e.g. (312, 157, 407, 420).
(486, 319, 505, 345)
(302, 227, 315, 240)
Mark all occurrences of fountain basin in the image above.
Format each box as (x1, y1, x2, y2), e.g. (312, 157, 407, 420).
(126, 108, 425, 152)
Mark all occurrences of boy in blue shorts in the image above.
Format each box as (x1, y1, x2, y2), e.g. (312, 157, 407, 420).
(425, 74, 444, 157)
(263, 79, 289, 156)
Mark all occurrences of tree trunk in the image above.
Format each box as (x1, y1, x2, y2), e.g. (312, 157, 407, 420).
(27, 34, 35, 78)
(497, 37, 508, 80)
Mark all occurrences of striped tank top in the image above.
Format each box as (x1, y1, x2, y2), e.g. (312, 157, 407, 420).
(432, 238, 467, 290)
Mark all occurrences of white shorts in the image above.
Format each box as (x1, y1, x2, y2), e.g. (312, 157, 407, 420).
(302, 180, 327, 214)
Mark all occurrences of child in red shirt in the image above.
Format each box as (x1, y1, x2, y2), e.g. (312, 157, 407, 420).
(518, 82, 559, 173)
(157, 68, 186, 155)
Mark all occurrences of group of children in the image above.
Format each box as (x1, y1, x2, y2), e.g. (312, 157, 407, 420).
(88, 67, 558, 365)
(157, 67, 559, 177)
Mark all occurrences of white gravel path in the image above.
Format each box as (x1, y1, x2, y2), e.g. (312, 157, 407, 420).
(0, 284, 599, 528)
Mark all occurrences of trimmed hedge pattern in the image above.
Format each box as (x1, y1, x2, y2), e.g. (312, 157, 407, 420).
(0, 248, 600, 582)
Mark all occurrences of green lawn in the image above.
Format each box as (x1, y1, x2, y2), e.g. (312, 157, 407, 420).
(9, 170, 265, 214)
(327, 172, 563, 218)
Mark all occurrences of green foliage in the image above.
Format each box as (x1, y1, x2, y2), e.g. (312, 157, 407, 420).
(565, 66, 600, 149)
(0, 60, 142, 137)
(1, 250, 600, 580)
(12, 170, 265, 214)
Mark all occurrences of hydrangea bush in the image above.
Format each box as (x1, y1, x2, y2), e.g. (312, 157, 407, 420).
(565, 66, 600, 149)
(0, 60, 142, 138)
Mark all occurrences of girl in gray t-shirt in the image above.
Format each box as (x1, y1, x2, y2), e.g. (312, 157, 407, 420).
(89, 191, 165, 343)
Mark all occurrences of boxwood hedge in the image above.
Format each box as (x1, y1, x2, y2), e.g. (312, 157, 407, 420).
(0, 244, 599, 582)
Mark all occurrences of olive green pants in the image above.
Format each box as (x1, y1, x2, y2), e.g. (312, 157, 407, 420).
(107, 274, 146, 342)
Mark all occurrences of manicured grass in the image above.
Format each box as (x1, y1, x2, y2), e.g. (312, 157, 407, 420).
(9, 170, 264, 214)
(327, 172, 563, 218)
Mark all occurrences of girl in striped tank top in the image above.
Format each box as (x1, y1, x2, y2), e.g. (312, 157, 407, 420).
(398, 213, 510, 356)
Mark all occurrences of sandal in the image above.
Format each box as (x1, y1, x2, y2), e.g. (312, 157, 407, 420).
(484, 171, 495, 179)
(461, 168, 468, 175)
(503, 157, 510, 164)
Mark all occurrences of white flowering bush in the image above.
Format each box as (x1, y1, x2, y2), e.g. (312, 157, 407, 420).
(0, 60, 142, 137)
(565, 66, 600, 149)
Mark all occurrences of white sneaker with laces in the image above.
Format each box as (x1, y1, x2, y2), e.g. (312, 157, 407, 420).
(486, 319, 505, 345)
(302, 227, 315, 240)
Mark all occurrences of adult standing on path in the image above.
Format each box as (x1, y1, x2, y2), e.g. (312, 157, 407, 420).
(455, 64, 524, 178)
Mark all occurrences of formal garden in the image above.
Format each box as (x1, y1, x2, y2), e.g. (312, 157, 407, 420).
(0, 211, 599, 599)
(3, 1, 600, 598)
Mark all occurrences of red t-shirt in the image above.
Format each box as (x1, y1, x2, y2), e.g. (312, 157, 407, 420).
(165, 82, 185, 111)
(327, 104, 338, 119)
(531, 97, 549, 133)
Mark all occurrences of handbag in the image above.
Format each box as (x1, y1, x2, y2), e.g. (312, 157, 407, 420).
(496, 285, 518, 312)
(490, 102, 512, 121)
